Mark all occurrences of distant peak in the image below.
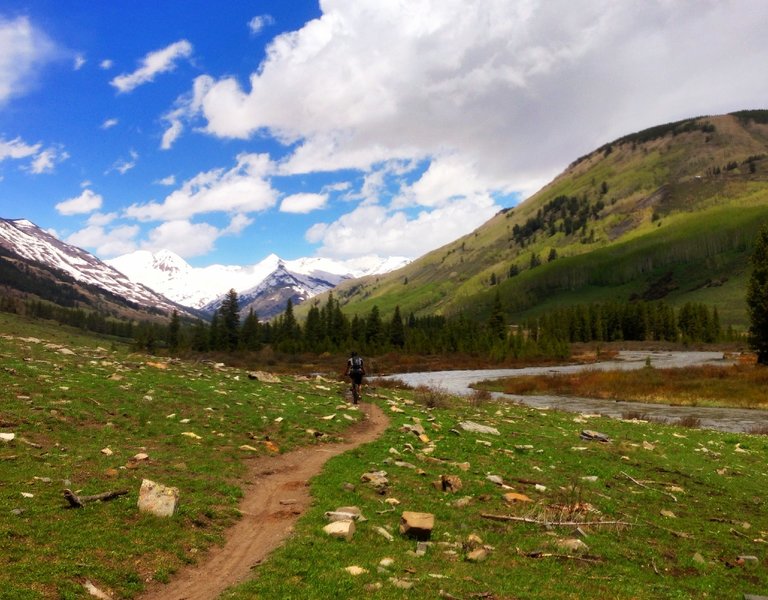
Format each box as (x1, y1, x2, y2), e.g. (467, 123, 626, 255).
(11, 219, 37, 228)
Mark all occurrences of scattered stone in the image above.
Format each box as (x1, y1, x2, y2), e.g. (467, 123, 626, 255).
(375, 526, 394, 542)
(0, 432, 15, 443)
(390, 578, 414, 589)
(738, 555, 759, 567)
(385, 497, 400, 505)
(580, 430, 610, 442)
(574, 527, 588, 539)
(466, 547, 489, 562)
(365, 583, 383, 592)
(535, 484, 547, 492)
(321, 414, 337, 421)
(379, 557, 395, 568)
(137, 479, 180, 517)
(325, 506, 365, 522)
(503, 492, 532, 504)
(466, 533, 483, 548)
(247, 371, 281, 383)
(132, 453, 149, 461)
(642, 441, 655, 451)
(264, 441, 280, 453)
(11, 508, 24, 516)
(744, 595, 768, 600)
(83, 580, 112, 599)
(459, 421, 500, 435)
(581, 475, 598, 483)
(239, 445, 259, 452)
(557, 538, 589, 553)
(181, 431, 202, 440)
(344, 565, 368, 576)
(341, 482, 356, 492)
(323, 520, 355, 541)
(486, 474, 504, 486)
(415, 541, 429, 556)
(660, 509, 677, 518)
(693, 552, 706, 564)
(400, 511, 435, 540)
(433, 475, 462, 493)
(361, 471, 389, 488)
(21, 492, 34, 498)
(100, 447, 113, 456)
(394, 460, 418, 469)
(454, 496, 473, 508)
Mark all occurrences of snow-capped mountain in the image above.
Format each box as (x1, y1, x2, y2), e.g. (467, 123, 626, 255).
(0, 218, 184, 314)
(107, 249, 410, 318)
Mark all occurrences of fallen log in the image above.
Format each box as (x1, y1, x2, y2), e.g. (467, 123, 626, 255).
(63, 488, 128, 508)
(480, 513, 633, 527)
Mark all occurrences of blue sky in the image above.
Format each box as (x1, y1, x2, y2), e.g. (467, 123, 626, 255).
(1, 1, 767, 267)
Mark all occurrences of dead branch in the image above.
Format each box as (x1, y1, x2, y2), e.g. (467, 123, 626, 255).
(480, 513, 632, 527)
(620, 471, 677, 502)
(63, 488, 128, 508)
(518, 549, 602, 564)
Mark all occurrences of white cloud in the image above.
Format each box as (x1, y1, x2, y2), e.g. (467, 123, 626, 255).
(99, 59, 113, 70)
(110, 39, 192, 93)
(66, 224, 139, 257)
(0, 136, 40, 161)
(101, 118, 118, 129)
(307, 193, 499, 260)
(248, 15, 274, 35)
(124, 152, 277, 221)
(28, 146, 68, 174)
(87, 211, 117, 226)
(156, 174, 176, 186)
(224, 213, 253, 235)
(188, 0, 768, 197)
(280, 192, 328, 214)
(107, 149, 138, 175)
(0, 15, 56, 105)
(141, 219, 220, 257)
(73, 54, 86, 70)
(55, 189, 103, 215)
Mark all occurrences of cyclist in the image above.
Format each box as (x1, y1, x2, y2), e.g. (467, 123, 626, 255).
(344, 351, 365, 404)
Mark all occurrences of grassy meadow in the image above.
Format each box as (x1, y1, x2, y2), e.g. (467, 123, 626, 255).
(1, 312, 767, 599)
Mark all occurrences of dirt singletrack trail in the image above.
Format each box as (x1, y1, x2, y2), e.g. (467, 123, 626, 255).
(140, 402, 389, 600)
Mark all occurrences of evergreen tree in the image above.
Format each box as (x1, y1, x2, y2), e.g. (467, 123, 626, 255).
(220, 289, 241, 351)
(167, 310, 180, 352)
(240, 308, 261, 351)
(304, 304, 324, 352)
(191, 320, 209, 351)
(365, 305, 385, 349)
(277, 298, 302, 351)
(389, 305, 405, 348)
(747, 224, 768, 364)
(487, 291, 506, 341)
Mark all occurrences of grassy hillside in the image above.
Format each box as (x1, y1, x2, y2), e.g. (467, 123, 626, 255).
(319, 111, 768, 328)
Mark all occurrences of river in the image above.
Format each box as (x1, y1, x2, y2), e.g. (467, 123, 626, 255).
(383, 351, 768, 434)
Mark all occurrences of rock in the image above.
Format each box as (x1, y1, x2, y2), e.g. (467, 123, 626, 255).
(344, 565, 368, 575)
(503, 492, 532, 504)
(454, 496, 473, 508)
(394, 461, 418, 469)
(100, 447, 113, 456)
(361, 471, 389, 488)
(247, 371, 281, 383)
(744, 595, 768, 600)
(437, 475, 463, 493)
(400, 511, 435, 540)
(379, 557, 395, 568)
(132, 453, 149, 461)
(375, 526, 394, 542)
(83, 580, 111, 599)
(323, 520, 355, 541)
(0, 432, 16, 443)
(239, 445, 259, 452)
(415, 541, 429, 556)
(486, 474, 505, 486)
(384, 497, 400, 505)
(459, 421, 500, 435)
(580, 430, 610, 442)
(557, 538, 589, 553)
(660, 509, 677, 518)
(181, 432, 202, 440)
(137, 479, 180, 517)
(325, 506, 365, 522)
(390, 578, 414, 589)
(738, 555, 759, 567)
(466, 533, 483, 548)
(693, 552, 706, 564)
(466, 548, 489, 562)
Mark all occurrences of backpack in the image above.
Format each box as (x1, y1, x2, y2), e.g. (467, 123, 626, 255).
(350, 356, 363, 373)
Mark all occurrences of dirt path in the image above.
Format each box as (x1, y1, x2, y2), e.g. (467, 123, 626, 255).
(139, 402, 389, 600)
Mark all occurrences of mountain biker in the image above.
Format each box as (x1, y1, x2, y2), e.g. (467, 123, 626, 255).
(344, 351, 365, 404)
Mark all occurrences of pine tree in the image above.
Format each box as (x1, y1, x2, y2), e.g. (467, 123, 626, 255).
(747, 224, 768, 364)
(220, 289, 241, 351)
(168, 310, 180, 352)
(389, 305, 405, 348)
(487, 291, 506, 341)
(240, 308, 261, 351)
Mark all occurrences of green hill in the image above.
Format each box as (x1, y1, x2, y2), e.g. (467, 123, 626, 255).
(320, 110, 768, 328)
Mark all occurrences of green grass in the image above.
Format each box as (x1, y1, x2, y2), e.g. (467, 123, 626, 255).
(225, 386, 768, 600)
(2, 313, 768, 599)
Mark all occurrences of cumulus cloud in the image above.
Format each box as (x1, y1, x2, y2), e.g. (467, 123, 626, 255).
(99, 59, 113, 70)
(0, 15, 56, 105)
(188, 0, 768, 196)
(141, 219, 220, 257)
(101, 118, 118, 129)
(306, 193, 499, 259)
(156, 174, 176, 186)
(55, 189, 103, 215)
(66, 223, 139, 257)
(124, 152, 277, 221)
(73, 54, 86, 70)
(107, 149, 138, 175)
(0, 136, 40, 161)
(110, 39, 192, 93)
(280, 192, 328, 214)
(248, 14, 274, 35)
(28, 145, 69, 174)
